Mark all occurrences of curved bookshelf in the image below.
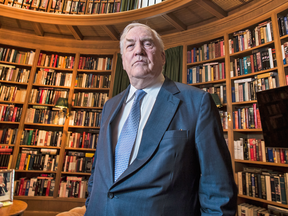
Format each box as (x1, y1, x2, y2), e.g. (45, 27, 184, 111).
(0, 0, 190, 25)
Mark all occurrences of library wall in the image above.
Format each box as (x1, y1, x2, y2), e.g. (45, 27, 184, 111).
(1, 0, 288, 215)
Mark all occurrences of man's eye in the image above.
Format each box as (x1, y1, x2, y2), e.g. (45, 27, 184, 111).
(144, 42, 152, 47)
(127, 44, 134, 48)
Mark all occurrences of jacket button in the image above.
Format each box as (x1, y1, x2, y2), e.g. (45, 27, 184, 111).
(108, 192, 114, 199)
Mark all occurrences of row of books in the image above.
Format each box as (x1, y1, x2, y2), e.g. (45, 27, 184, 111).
(278, 14, 288, 37)
(20, 129, 63, 147)
(63, 151, 94, 173)
(120, 0, 163, 12)
(0, 85, 26, 102)
(234, 138, 265, 161)
(16, 148, 59, 171)
(53, 0, 86, 13)
(78, 56, 112, 70)
(87, 1, 121, 14)
(0, 148, 13, 169)
(187, 39, 225, 63)
(59, 176, 88, 198)
(200, 84, 227, 104)
(0, 66, 30, 83)
(75, 74, 111, 88)
(219, 111, 228, 130)
(229, 21, 273, 54)
(72, 92, 108, 107)
(14, 175, 55, 197)
(62, 0, 87, 13)
(34, 69, 72, 86)
(233, 104, 261, 129)
(230, 48, 276, 78)
(0, 104, 22, 122)
(0, 47, 35, 65)
(0, 128, 18, 144)
(187, 62, 225, 84)
(231, 72, 278, 103)
(238, 203, 288, 216)
(66, 131, 99, 149)
(29, 88, 68, 105)
(237, 167, 288, 205)
(235, 141, 288, 163)
(37, 53, 75, 69)
(69, 110, 102, 127)
(25, 107, 66, 125)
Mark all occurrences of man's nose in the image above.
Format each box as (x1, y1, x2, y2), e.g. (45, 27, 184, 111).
(135, 42, 144, 55)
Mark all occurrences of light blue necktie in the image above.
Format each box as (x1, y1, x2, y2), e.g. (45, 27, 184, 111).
(114, 89, 146, 182)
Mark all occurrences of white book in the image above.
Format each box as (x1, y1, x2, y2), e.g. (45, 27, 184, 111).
(28, 178, 37, 196)
(43, 154, 49, 171)
(234, 83, 239, 102)
(142, 0, 148, 8)
(267, 22, 272, 42)
(268, 48, 274, 68)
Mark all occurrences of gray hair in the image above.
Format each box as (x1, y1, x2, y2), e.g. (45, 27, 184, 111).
(120, 23, 165, 55)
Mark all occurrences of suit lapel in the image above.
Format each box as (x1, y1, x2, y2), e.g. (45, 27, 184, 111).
(112, 78, 180, 186)
(104, 86, 130, 186)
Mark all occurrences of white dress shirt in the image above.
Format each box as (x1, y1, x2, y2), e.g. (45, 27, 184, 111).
(113, 73, 165, 164)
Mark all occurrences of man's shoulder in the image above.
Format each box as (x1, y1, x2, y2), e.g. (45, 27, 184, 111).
(172, 80, 206, 95)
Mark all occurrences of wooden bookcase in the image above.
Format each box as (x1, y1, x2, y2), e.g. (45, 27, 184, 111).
(183, 7, 288, 214)
(1, 0, 288, 215)
(0, 46, 117, 205)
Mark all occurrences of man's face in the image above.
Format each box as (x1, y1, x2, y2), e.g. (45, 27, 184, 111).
(122, 26, 165, 87)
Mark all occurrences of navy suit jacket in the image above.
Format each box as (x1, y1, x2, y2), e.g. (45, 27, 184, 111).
(85, 77, 237, 216)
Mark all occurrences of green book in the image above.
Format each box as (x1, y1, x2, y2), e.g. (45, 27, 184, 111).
(27, 129, 33, 145)
(15, 153, 22, 170)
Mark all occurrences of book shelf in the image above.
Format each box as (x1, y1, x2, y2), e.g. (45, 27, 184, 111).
(182, 7, 288, 214)
(0, 46, 117, 201)
(1, 0, 288, 214)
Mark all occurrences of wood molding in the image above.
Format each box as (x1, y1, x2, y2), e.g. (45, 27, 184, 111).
(67, 26, 83, 40)
(32, 23, 44, 36)
(101, 25, 119, 41)
(196, 0, 227, 19)
(161, 13, 187, 31)
(0, 0, 192, 26)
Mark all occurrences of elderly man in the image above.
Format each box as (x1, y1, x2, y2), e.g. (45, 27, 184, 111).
(84, 23, 237, 216)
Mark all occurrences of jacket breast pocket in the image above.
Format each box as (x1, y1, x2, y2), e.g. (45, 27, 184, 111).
(162, 130, 189, 140)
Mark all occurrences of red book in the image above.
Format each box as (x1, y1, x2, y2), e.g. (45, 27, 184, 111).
(11, 106, 18, 122)
(234, 111, 238, 129)
(37, 53, 42, 66)
(256, 108, 261, 128)
(49, 54, 54, 67)
(0, 148, 13, 153)
(18, 178, 26, 196)
(82, 132, 86, 148)
(279, 148, 285, 164)
(1, 105, 7, 121)
(250, 54, 255, 73)
(286, 75, 288, 85)
(257, 139, 262, 162)
(70, 57, 74, 69)
(78, 57, 82, 69)
(53, 55, 58, 68)
(46, 180, 51, 196)
(249, 139, 255, 161)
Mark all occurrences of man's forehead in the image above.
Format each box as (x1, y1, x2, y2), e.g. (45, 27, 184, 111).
(125, 27, 154, 40)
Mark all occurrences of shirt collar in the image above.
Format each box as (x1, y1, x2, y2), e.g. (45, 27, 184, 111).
(126, 73, 165, 103)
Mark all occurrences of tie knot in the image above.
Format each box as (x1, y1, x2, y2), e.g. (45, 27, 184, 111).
(134, 89, 146, 102)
